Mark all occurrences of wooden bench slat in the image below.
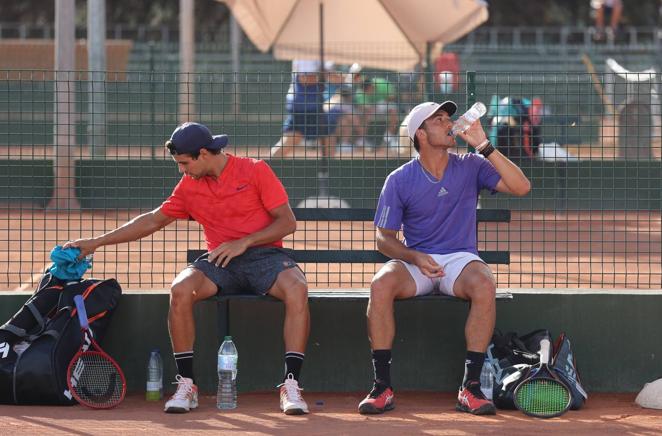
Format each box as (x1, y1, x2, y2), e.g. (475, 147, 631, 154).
(287, 249, 389, 263)
(215, 289, 513, 301)
(288, 249, 509, 264)
(293, 208, 374, 221)
(476, 208, 511, 222)
(188, 249, 509, 265)
(291, 208, 510, 222)
(475, 251, 510, 264)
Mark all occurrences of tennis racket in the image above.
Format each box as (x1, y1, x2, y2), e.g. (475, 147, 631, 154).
(514, 338, 572, 418)
(66, 295, 126, 409)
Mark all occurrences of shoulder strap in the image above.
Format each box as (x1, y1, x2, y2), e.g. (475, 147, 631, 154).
(0, 323, 27, 338)
(26, 302, 47, 331)
(510, 335, 530, 353)
(0, 298, 54, 340)
(28, 329, 61, 342)
(26, 306, 72, 342)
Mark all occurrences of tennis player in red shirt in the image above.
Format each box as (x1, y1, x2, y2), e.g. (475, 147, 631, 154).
(64, 122, 310, 415)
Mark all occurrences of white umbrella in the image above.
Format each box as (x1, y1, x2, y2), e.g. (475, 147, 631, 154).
(219, 0, 488, 71)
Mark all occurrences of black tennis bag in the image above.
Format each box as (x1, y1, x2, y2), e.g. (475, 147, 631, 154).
(487, 329, 587, 410)
(487, 329, 551, 409)
(0, 273, 121, 405)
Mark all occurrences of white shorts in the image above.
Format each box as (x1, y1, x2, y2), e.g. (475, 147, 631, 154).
(390, 252, 485, 297)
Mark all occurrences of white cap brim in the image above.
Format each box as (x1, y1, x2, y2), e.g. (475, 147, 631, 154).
(405, 101, 457, 141)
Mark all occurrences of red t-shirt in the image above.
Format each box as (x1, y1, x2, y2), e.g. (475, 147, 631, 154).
(160, 154, 289, 251)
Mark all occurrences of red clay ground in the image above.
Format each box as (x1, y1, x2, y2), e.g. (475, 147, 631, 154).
(2, 209, 661, 291)
(1, 392, 660, 435)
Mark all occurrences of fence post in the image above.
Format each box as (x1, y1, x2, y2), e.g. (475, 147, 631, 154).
(49, 0, 80, 210)
(149, 42, 156, 159)
(466, 70, 476, 153)
(179, 0, 195, 122)
(230, 14, 241, 114)
(425, 42, 434, 101)
(87, 0, 106, 158)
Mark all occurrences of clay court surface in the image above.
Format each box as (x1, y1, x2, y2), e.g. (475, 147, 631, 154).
(1, 392, 660, 435)
(1, 208, 660, 291)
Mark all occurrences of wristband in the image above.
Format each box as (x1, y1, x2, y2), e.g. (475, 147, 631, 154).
(480, 142, 495, 158)
(475, 139, 490, 152)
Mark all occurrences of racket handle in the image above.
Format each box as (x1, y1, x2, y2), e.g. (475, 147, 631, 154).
(74, 295, 89, 329)
(539, 338, 551, 364)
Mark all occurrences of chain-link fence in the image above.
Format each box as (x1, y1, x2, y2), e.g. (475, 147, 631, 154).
(0, 66, 660, 290)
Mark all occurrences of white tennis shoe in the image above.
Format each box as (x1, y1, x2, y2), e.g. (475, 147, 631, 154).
(164, 375, 199, 413)
(278, 374, 309, 415)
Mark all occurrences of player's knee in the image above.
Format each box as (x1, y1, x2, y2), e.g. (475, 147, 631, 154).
(369, 275, 397, 305)
(284, 280, 309, 311)
(469, 275, 496, 302)
(169, 281, 195, 308)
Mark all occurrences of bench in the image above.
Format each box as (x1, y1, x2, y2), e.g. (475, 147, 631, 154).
(187, 208, 512, 337)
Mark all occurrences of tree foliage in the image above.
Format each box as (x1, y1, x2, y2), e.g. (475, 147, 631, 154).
(1, 0, 660, 30)
(0, 0, 229, 29)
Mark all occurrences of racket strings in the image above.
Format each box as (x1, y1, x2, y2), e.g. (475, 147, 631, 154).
(515, 378, 571, 417)
(71, 352, 124, 407)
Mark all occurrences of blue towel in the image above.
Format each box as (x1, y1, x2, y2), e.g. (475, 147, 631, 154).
(48, 246, 92, 281)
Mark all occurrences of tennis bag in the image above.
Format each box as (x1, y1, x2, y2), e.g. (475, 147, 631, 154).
(487, 329, 587, 410)
(551, 332, 588, 409)
(487, 96, 542, 161)
(0, 273, 121, 405)
(487, 329, 552, 409)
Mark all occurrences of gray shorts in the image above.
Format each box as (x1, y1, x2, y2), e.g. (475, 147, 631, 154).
(191, 246, 298, 296)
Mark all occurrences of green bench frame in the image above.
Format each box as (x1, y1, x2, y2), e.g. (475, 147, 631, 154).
(187, 208, 512, 337)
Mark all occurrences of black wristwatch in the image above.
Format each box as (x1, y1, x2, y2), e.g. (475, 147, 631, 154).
(479, 141, 495, 158)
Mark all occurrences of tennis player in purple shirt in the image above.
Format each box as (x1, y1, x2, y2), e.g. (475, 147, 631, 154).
(358, 101, 531, 416)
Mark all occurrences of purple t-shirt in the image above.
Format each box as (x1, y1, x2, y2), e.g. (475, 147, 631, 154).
(374, 153, 501, 255)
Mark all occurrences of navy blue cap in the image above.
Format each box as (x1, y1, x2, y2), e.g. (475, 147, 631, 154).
(169, 122, 228, 154)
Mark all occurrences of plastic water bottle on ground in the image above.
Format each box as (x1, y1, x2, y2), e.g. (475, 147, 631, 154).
(451, 102, 487, 137)
(217, 335, 238, 409)
(480, 361, 494, 400)
(145, 349, 163, 401)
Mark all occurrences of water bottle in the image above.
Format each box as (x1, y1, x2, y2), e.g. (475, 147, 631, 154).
(480, 361, 494, 400)
(145, 349, 163, 401)
(217, 335, 238, 409)
(450, 101, 487, 136)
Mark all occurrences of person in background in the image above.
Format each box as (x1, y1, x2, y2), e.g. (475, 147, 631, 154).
(329, 62, 367, 153)
(355, 77, 400, 150)
(396, 66, 426, 157)
(591, 0, 623, 42)
(271, 60, 328, 158)
(322, 62, 355, 155)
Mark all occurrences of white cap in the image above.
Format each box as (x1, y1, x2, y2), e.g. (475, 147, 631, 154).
(292, 59, 321, 73)
(404, 101, 458, 140)
(324, 61, 336, 72)
(349, 63, 362, 74)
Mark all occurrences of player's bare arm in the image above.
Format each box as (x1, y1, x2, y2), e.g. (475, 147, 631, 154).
(208, 202, 296, 267)
(457, 122, 531, 196)
(375, 227, 444, 279)
(486, 151, 531, 196)
(63, 207, 175, 257)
